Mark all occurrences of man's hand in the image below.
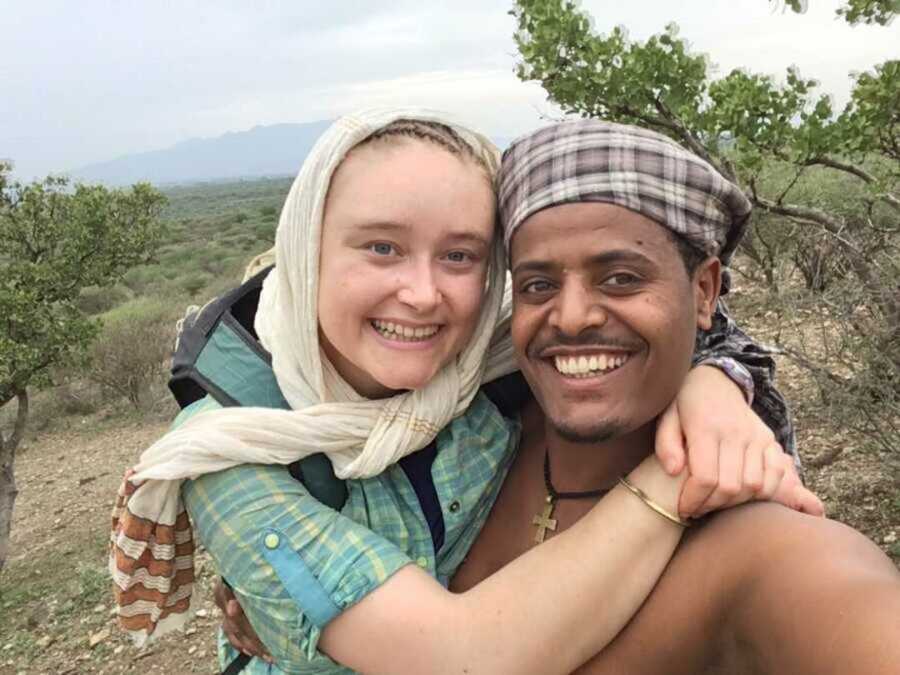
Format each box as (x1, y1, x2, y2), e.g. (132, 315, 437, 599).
(213, 578, 272, 663)
(656, 365, 824, 519)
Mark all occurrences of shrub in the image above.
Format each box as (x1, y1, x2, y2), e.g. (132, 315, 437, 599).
(87, 298, 177, 411)
(75, 284, 133, 315)
(180, 271, 214, 297)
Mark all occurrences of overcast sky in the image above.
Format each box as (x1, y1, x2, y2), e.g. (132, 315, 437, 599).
(3, 0, 897, 180)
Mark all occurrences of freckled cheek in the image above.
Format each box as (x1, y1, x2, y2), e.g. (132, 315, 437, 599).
(445, 275, 488, 325)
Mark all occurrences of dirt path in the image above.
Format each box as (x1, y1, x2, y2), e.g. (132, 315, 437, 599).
(0, 414, 222, 674)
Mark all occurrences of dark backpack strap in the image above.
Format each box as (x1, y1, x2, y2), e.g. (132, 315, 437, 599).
(480, 371, 531, 419)
(221, 653, 251, 675)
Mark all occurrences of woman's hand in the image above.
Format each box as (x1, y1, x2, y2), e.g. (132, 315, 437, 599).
(213, 578, 272, 663)
(655, 365, 824, 519)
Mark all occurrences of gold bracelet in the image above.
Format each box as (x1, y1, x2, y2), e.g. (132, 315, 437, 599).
(618, 477, 691, 528)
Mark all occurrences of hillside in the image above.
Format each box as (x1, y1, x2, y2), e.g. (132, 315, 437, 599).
(70, 121, 332, 186)
(69, 122, 515, 187)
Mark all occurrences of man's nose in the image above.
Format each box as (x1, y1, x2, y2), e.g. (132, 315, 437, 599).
(548, 280, 607, 336)
(396, 260, 443, 313)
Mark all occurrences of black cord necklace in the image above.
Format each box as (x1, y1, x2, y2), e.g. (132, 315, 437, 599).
(532, 447, 612, 544)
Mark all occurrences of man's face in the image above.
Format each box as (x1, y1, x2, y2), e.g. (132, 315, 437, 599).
(509, 202, 719, 444)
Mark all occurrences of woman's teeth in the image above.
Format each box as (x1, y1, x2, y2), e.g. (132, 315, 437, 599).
(372, 320, 440, 342)
(553, 353, 629, 378)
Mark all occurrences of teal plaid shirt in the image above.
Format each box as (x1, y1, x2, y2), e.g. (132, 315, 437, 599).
(181, 391, 520, 674)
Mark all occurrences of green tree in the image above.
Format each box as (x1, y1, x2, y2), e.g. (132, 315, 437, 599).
(781, 0, 900, 25)
(0, 162, 166, 570)
(511, 0, 899, 456)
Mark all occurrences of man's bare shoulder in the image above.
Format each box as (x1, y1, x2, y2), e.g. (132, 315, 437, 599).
(575, 503, 900, 675)
(690, 502, 891, 563)
(681, 502, 899, 616)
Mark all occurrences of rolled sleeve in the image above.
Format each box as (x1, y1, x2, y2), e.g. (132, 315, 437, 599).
(183, 462, 412, 670)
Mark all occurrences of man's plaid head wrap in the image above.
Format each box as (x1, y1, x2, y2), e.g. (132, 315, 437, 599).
(498, 120, 752, 270)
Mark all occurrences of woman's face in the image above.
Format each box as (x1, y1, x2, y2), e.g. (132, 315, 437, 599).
(317, 139, 496, 398)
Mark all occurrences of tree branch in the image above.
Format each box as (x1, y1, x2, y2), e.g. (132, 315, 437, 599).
(775, 166, 807, 205)
(753, 194, 845, 234)
(0, 390, 28, 457)
(808, 155, 877, 182)
(651, 98, 735, 181)
(807, 155, 900, 211)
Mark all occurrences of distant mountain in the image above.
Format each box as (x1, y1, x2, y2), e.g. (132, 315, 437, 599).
(70, 122, 514, 187)
(70, 121, 334, 186)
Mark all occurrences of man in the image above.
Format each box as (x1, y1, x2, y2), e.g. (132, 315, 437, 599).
(448, 120, 900, 673)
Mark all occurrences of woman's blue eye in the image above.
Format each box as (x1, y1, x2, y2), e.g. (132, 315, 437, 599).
(446, 251, 471, 263)
(370, 242, 394, 256)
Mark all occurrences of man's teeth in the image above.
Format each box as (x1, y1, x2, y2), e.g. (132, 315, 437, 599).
(553, 353, 629, 378)
(372, 320, 440, 342)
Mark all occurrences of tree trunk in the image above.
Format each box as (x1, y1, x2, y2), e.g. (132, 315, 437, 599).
(0, 389, 29, 573)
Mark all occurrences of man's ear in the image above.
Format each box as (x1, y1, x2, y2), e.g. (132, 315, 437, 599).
(693, 257, 721, 331)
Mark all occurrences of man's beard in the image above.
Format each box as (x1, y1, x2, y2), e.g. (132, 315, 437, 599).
(551, 417, 628, 445)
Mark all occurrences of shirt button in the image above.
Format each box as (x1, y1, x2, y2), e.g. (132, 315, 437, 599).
(449, 500, 461, 513)
(264, 533, 281, 550)
(416, 556, 428, 568)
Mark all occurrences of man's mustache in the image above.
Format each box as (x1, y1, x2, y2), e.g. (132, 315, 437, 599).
(528, 330, 645, 358)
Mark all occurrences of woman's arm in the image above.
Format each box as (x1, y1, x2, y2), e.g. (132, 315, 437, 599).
(317, 455, 687, 675)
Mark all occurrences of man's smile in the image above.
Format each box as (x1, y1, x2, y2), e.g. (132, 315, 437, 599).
(551, 352, 631, 378)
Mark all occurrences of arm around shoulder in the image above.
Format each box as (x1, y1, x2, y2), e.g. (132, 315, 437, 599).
(317, 455, 689, 675)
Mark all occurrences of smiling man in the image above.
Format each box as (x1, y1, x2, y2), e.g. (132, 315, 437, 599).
(449, 120, 900, 673)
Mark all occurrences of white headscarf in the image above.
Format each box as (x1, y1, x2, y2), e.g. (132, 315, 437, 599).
(111, 108, 517, 645)
(136, 107, 516, 481)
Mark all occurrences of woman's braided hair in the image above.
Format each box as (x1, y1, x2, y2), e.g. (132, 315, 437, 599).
(356, 118, 494, 182)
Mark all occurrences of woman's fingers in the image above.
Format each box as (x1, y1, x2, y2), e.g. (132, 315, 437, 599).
(794, 485, 826, 517)
(677, 433, 719, 517)
(741, 439, 766, 495)
(757, 444, 787, 501)
(655, 400, 686, 475)
(696, 436, 745, 515)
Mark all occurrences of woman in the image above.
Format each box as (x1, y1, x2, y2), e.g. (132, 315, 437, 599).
(111, 108, 817, 674)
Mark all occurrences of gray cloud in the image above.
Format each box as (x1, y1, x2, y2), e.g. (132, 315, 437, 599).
(3, 0, 896, 180)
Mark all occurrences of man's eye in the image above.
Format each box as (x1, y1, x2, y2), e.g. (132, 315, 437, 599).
(368, 242, 396, 256)
(604, 273, 640, 287)
(521, 279, 554, 294)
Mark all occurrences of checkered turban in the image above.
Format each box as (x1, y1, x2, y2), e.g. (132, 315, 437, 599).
(498, 120, 751, 266)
